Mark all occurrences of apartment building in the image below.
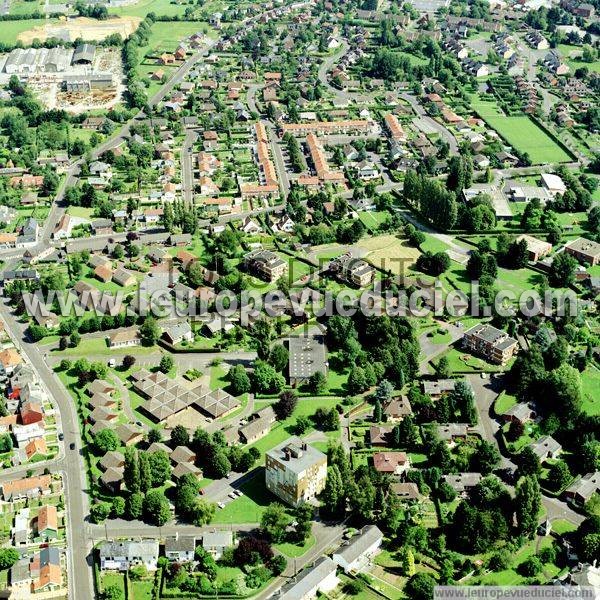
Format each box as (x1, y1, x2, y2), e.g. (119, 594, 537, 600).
(243, 249, 288, 282)
(265, 438, 327, 506)
(462, 323, 518, 365)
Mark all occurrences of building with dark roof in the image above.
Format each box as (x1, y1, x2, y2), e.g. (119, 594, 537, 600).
(462, 323, 518, 365)
(72, 43, 96, 64)
(288, 335, 328, 386)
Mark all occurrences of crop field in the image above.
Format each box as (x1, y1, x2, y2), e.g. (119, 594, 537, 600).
(355, 234, 420, 276)
(3, 18, 50, 44)
(470, 96, 572, 164)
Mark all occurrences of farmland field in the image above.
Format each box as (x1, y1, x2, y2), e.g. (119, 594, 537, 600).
(470, 96, 572, 165)
(2, 18, 50, 44)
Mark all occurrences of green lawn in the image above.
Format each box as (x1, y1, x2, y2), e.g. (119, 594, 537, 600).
(581, 366, 600, 416)
(53, 336, 157, 357)
(212, 470, 275, 524)
(143, 20, 211, 51)
(101, 572, 126, 595)
(2, 18, 51, 44)
(358, 211, 390, 231)
(275, 534, 316, 558)
(130, 578, 154, 599)
(494, 391, 517, 416)
(470, 96, 572, 164)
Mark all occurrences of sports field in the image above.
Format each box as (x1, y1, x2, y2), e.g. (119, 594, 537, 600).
(471, 96, 572, 165)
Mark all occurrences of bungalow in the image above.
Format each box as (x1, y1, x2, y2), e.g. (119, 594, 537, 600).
(87, 379, 115, 397)
(438, 423, 469, 443)
(530, 435, 562, 461)
(564, 472, 600, 506)
(35, 505, 58, 541)
(115, 423, 143, 447)
(107, 329, 141, 349)
(515, 235, 552, 262)
(443, 473, 483, 495)
(383, 397, 412, 422)
(112, 268, 136, 288)
(333, 525, 383, 574)
(503, 402, 536, 426)
(99, 540, 159, 571)
(94, 264, 113, 283)
(162, 321, 194, 345)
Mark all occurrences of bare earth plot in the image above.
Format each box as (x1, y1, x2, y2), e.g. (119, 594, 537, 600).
(18, 16, 141, 43)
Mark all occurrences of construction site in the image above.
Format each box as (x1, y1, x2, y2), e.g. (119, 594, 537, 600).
(0, 44, 124, 112)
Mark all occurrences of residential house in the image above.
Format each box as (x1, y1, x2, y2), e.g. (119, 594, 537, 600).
(564, 472, 600, 507)
(277, 556, 339, 600)
(373, 452, 411, 476)
(99, 540, 159, 571)
(202, 531, 234, 560)
(165, 535, 196, 562)
(443, 473, 483, 495)
(516, 234, 552, 262)
(564, 238, 600, 266)
(333, 525, 383, 573)
(107, 328, 141, 349)
(530, 435, 562, 461)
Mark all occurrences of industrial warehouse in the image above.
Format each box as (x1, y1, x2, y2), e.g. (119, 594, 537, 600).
(0, 43, 123, 111)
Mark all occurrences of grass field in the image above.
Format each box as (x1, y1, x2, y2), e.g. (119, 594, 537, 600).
(109, 0, 195, 18)
(355, 234, 420, 276)
(2, 18, 50, 44)
(358, 211, 389, 231)
(143, 21, 209, 52)
(581, 366, 600, 416)
(470, 96, 572, 164)
(558, 44, 600, 74)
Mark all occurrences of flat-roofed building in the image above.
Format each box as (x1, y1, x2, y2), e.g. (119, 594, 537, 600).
(288, 335, 327, 386)
(564, 237, 600, 266)
(265, 438, 327, 506)
(516, 234, 552, 262)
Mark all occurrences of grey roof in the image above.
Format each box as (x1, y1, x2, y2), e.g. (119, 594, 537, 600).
(288, 335, 327, 380)
(334, 525, 382, 563)
(278, 556, 337, 600)
(99, 540, 158, 560)
(443, 472, 483, 492)
(202, 531, 233, 548)
(266, 437, 326, 475)
(165, 536, 196, 553)
(530, 435, 562, 459)
(566, 472, 600, 502)
(422, 379, 456, 396)
(505, 403, 534, 421)
(73, 43, 95, 63)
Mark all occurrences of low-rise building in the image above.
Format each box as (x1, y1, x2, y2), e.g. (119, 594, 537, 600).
(330, 253, 374, 287)
(277, 556, 339, 600)
(243, 249, 288, 282)
(288, 335, 328, 386)
(564, 472, 600, 506)
(202, 531, 234, 560)
(516, 234, 552, 262)
(564, 238, 600, 266)
(530, 435, 562, 461)
(333, 525, 383, 573)
(373, 452, 411, 475)
(99, 540, 159, 571)
(165, 535, 196, 562)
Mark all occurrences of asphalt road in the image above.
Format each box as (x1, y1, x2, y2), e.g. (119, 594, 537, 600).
(0, 299, 93, 600)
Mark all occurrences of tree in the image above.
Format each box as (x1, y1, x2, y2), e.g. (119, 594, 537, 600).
(261, 503, 289, 543)
(234, 537, 273, 566)
(170, 425, 190, 448)
(208, 448, 231, 479)
(111, 496, 125, 518)
(252, 360, 285, 394)
(472, 440, 500, 475)
(100, 585, 124, 600)
(519, 555, 542, 577)
(294, 415, 311, 435)
(143, 490, 171, 526)
(194, 547, 218, 580)
(122, 355, 136, 369)
(147, 429, 162, 444)
(269, 344, 289, 372)
(274, 390, 298, 420)
(148, 450, 172, 487)
(405, 573, 436, 600)
(123, 447, 140, 493)
(547, 460, 571, 491)
(549, 252, 577, 287)
(515, 476, 542, 538)
(270, 555, 287, 576)
(140, 317, 160, 345)
(159, 354, 174, 374)
(229, 364, 251, 395)
(518, 446, 541, 477)
(94, 429, 119, 454)
(126, 492, 143, 520)
(0, 548, 19, 571)
(307, 371, 327, 394)
(546, 363, 582, 419)
(90, 502, 111, 523)
(374, 379, 394, 403)
(373, 400, 383, 423)
(322, 464, 345, 515)
(348, 366, 368, 394)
